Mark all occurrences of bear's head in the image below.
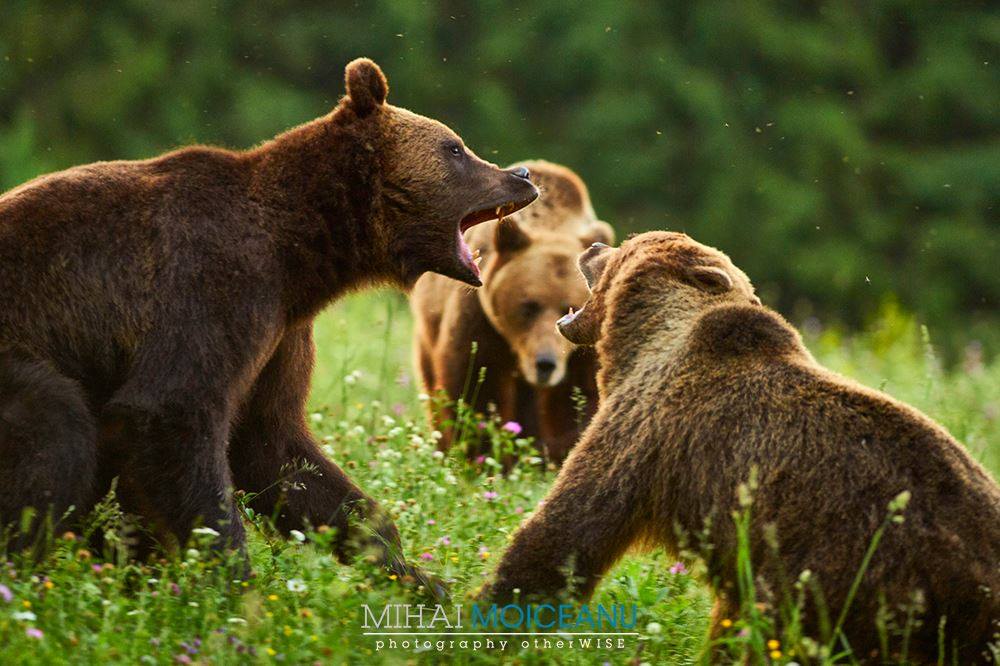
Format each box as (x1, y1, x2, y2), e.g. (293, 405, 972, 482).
(557, 231, 759, 346)
(337, 59, 539, 287)
(475, 161, 613, 387)
(479, 223, 593, 386)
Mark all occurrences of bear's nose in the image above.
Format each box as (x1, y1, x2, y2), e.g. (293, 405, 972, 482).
(509, 166, 530, 180)
(535, 356, 557, 383)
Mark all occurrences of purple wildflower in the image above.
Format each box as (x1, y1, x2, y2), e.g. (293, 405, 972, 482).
(483, 491, 499, 501)
(502, 421, 522, 435)
(0, 584, 12, 603)
(419, 552, 433, 561)
(25, 627, 43, 639)
(669, 561, 688, 575)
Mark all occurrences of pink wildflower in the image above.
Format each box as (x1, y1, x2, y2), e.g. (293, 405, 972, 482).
(502, 421, 522, 435)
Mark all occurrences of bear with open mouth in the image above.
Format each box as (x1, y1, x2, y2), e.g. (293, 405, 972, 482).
(485, 231, 1000, 662)
(0, 57, 536, 594)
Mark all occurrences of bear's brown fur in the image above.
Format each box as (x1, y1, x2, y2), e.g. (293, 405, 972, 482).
(0, 58, 537, 590)
(409, 161, 612, 462)
(484, 232, 1000, 662)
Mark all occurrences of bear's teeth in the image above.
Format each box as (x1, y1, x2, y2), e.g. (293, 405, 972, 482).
(474, 255, 483, 267)
(496, 206, 504, 223)
(568, 307, 575, 316)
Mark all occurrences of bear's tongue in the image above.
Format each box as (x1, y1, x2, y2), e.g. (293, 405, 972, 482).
(456, 228, 481, 278)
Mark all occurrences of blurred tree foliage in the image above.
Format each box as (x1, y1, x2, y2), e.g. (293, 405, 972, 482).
(1, 1, 997, 350)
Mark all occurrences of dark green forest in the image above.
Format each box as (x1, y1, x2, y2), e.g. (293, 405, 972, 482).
(1, 1, 997, 350)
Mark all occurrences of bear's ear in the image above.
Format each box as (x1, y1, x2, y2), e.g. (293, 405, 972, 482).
(495, 218, 531, 254)
(345, 58, 388, 116)
(685, 265, 733, 294)
(578, 220, 615, 248)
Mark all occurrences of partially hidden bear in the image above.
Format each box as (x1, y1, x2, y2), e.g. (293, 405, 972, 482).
(0, 58, 537, 590)
(483, 232, 1000, 662)
(409, 161, 613, 462)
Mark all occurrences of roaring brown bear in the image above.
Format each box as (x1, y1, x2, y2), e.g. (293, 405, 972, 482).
(410, 161, 612, 462)
(0, 58, 537, 589)
(484, 232, 1000, 662)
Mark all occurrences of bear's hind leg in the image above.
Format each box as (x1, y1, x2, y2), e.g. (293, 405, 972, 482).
(0, 349, 97, 551)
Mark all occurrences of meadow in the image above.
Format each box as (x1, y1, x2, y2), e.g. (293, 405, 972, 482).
(0, 291, 996, 665)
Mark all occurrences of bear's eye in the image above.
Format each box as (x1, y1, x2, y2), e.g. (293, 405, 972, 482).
(446, 142, 463, 158)
(520, 301, 541, 319)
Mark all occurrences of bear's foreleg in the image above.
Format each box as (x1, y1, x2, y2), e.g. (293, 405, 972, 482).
(230, 328, 447, 597)
(484, 428, 646, 603)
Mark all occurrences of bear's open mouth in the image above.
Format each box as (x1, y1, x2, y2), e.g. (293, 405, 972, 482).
(557, 303, 585, 329)
(455, 200, 531, 282)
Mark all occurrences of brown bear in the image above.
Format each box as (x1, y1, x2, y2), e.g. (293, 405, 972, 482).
(0, 58, 537, 590)
(409, 161, 613, 462)
(483, 232, 1000, 662)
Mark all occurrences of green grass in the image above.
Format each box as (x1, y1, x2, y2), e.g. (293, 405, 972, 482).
(0, 291, 996, 664)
